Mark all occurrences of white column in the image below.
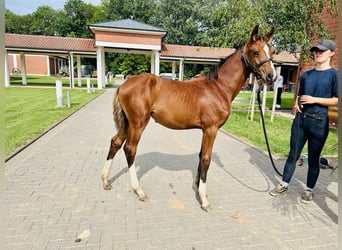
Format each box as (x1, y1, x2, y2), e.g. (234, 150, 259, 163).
(101, 50, 106, 88)
(154, 51, 160, 76)
(96, 46, 105, 89)
(46, 55, 50, 76)
(54, 57, 57, 75)
(69, 53, 74, 88)
(77, 55, 82, 87)
(13, 54, 18, 68)
(172, 61, 176, 80)
(150, 51, 155, 74)
(179, 59, 184, 81)
(20, 53, 27, 85)
(5, 52, 10, 87)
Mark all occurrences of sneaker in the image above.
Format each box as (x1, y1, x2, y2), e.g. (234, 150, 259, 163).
(269, 184, 288, 196)
(301, 190, 313, 203)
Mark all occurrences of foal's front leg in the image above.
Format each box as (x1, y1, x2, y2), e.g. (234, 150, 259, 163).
(102, 133, 126, 190)
(196, 128, 218, 212)
(198, 160, 212, 212)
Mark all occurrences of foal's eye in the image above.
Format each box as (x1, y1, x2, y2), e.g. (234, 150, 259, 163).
(253, 51, 259, 56)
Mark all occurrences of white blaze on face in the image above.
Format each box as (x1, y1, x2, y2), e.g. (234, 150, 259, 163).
(263, 44, 276, 80)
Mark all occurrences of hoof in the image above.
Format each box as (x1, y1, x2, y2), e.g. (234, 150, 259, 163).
(138, 193, 149, 201)
(103, 184, 112, 190)
(201, 204, 212, 213)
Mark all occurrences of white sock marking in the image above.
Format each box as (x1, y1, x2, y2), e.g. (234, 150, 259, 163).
(129, 164, 140, 190)
(102, 159, 112, 179)
(198, 179, 209, 207)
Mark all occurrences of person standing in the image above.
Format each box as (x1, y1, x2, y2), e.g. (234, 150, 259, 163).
(269, 39, 338, 203)
(276, 74, 284, 108)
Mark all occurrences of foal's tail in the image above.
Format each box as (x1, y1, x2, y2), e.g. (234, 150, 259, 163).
(113, 88, 128, 135)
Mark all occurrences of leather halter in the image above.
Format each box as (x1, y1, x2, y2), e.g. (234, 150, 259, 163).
(241, 47, 273, 79)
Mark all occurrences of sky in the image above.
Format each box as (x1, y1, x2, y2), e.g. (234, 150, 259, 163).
(6, 0, 102, 15)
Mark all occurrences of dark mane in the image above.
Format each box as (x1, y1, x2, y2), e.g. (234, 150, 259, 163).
(206, 45, 243, 81)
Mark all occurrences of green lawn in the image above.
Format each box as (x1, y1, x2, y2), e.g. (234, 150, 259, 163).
(5, 87, 104, 156)
(9, 75, 101, 88)
(225, 91, 338, 157)
(233, 91, 295, 109)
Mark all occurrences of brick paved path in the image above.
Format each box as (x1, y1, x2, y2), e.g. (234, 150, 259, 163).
(5, 88, 338, 249)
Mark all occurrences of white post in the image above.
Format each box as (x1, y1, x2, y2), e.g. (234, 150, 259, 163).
(77, 55, 82, 87)
(86, 75, 91, 93)
(5, 53, 10, 87)
(250, 75, 258, 121)
(56, 76, 63, 107)
(261, 84, 267, 123)
(20, 53, 27, 85)
(271, 67, 281, 122)
(67, 91, 71, 108)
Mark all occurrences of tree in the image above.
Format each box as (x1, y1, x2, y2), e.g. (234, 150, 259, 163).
(107, 53, 150, 75)
(156, 0, 204, 45)
(30, 6, 58, 36)
(263, 0, 337, 55)
(100, 0, 158, 24)
(57, 0, 97, 37)
(5, 10, 33, 34)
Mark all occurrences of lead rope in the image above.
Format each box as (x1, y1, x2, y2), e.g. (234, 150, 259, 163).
(257, 90, 283, 176)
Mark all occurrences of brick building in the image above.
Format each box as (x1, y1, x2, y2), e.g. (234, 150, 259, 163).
(8, 53, 67, 76)
(302, 2, 338, 72)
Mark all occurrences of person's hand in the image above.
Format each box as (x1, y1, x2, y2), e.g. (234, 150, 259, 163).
(300, 95, 316, 104)
(295, 96, 303, 113)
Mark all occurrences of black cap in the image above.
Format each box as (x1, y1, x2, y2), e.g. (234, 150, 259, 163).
(310, 40, 336, 52)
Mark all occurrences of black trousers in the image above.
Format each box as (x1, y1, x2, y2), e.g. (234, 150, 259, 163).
(276, 87, 283, 105)
(282, 113, 329, 189)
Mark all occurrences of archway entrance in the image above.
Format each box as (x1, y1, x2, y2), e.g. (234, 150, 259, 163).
(89, 19, 166, 89)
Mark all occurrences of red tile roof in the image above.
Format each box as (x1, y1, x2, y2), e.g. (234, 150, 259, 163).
(161, 44, 235, 60)
(273, 51, 299, 64)
(5, 33, 96, 54)
(161, 44, 298, 64)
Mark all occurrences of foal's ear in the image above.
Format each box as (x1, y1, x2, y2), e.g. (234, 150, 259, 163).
(250, 25, 260, 42)
(264, 27, 275, 42)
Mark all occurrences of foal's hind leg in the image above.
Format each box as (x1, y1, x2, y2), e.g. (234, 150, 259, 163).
(124, 126, 149, 201)
(101, 133, 126, 190)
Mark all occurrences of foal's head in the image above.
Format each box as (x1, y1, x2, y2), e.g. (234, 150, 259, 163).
(242, 25, 276, 85)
